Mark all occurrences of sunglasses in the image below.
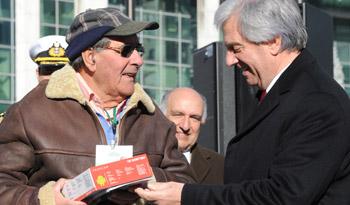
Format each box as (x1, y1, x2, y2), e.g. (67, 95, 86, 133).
(104, 43, 144, 58)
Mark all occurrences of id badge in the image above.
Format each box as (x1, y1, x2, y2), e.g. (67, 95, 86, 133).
(95, 145, 133, 166)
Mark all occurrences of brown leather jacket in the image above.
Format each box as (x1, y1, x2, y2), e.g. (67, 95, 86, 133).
(0, 66, 194, 205)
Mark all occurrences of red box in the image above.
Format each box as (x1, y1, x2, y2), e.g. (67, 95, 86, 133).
(62, 154, 154, 201)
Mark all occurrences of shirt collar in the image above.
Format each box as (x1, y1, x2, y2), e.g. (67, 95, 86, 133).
(266, 62, 291, 93)
(183, 151, 192, 164)
(76, 73, 101, 104)
(76, 73, 130, 121)
(76, 73, 106, 117)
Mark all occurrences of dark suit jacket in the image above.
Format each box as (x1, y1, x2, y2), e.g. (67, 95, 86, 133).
(182, 50, 350, 205)
(190, 144, 224, 184)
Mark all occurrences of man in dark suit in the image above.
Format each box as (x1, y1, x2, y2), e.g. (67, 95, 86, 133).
(160, 88, 224, 184)
(135, 0, 350, 204)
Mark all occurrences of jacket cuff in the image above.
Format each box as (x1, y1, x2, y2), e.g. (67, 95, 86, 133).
(38, 181, 56, 205)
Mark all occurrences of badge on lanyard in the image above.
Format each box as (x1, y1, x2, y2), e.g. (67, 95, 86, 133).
(95, 145, 133, 166)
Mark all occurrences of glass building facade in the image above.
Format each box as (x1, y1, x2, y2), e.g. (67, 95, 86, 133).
(307, 0, 350, 95)
(40, 0, 74, 36)
(109, 0, 197, 102)
(0, 0, 15, 111)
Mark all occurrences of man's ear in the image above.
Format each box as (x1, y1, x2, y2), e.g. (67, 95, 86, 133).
(81, 49, 96, 72)
(268, 35, 282, 56)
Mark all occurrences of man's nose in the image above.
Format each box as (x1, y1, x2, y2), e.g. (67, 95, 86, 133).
(226, 51, 239, 67)
(130, 49, 144, 67)
(179, 117, 190, 133)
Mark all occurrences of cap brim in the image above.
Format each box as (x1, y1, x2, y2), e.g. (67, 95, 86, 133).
(105, 21, 159, 37)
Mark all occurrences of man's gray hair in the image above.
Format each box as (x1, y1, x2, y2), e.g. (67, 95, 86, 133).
(70, 37, 111, 71)
(214, 0, 307, 51)
(159, 88, 208, 123)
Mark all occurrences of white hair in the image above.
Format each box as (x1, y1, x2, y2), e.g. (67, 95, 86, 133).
(214, 0, 308, 51)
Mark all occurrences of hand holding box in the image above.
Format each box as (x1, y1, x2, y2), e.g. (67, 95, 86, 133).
(62, 154, 155, 201)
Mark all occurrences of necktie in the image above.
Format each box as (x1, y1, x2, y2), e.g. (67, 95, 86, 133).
(259, 90, 267, 102)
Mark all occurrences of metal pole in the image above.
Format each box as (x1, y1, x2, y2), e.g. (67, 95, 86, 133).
(128, 0, 133, 19)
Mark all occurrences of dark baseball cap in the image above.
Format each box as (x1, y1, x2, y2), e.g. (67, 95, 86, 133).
(65, 7, 159, 61)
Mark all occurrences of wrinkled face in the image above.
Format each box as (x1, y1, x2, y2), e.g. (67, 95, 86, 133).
(166, 88, 204, 152)
(223, 15, 272, 89)
(92, 35, 143, 99)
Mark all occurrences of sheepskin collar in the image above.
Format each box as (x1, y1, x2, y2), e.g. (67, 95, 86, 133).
(45, 65, 155, 113)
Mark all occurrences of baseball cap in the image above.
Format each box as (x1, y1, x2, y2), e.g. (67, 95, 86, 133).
(65, 7, 159, 61)
(29, 35, 69, 75)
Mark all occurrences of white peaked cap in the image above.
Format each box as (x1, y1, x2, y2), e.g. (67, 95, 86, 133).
(29, 35, 68, 62)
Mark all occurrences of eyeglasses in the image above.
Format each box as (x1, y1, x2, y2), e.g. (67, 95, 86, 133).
(104, 43, 144, 58)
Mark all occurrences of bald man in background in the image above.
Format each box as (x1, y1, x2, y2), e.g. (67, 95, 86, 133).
(160, 87, 224, 184)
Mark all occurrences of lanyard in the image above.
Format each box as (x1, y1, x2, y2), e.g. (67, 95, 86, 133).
(104, 99, 128, 134)
(105, 107, 118, 134)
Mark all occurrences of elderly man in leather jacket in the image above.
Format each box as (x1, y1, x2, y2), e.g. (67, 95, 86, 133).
(0, 8, 194, 205)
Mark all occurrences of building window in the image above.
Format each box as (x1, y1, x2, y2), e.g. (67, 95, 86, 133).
(109, 0, 128, 14)
(337, 41, 350, 95)
(334, 18, 350, 94)
(306, 0, 350, 96)
(0, 0, 15, 112)
(40, 0, 74, 36)
(109, 0, 197, 103)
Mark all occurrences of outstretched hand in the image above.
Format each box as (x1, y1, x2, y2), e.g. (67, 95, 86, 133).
(135, 181, 184, 205)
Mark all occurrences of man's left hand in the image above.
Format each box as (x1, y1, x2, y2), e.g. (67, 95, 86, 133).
(135, 182, 184, 205)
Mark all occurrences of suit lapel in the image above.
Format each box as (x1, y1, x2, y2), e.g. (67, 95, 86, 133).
(190, 145, 210, 183)
(233, 91, 280, 142)
(231, 49, 312, 143)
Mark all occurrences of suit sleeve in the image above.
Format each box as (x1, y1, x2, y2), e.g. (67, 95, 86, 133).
(182, 93, 350, 205)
